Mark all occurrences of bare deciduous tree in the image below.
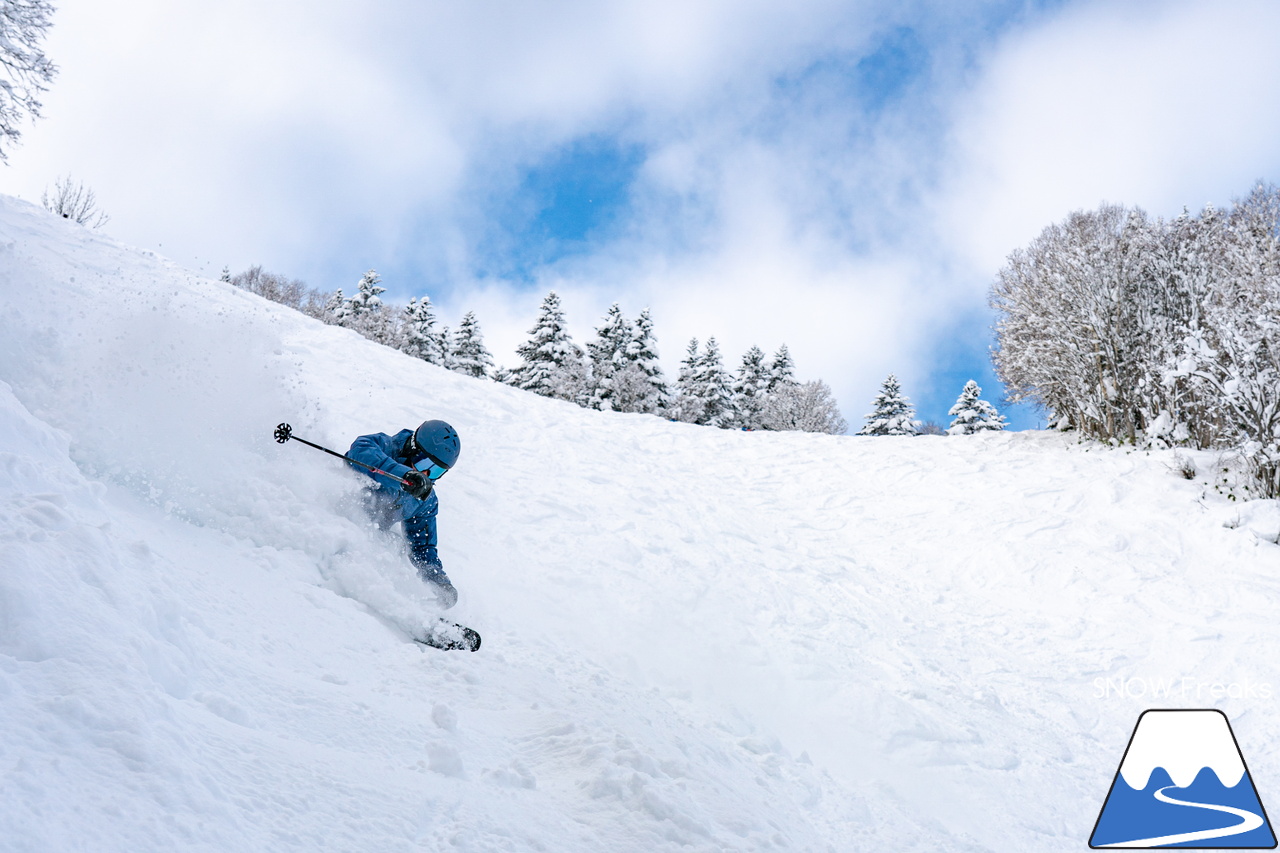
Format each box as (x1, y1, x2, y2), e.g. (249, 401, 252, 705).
(0, 0, 57, 159)
(760, 379, 848, 434)
(992, 185, 1280, 497)
(41, 175, 110, 229)
(229, 265, 331, 320)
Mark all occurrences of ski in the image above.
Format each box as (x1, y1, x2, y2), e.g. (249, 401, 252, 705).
(415, 619, 481, 652)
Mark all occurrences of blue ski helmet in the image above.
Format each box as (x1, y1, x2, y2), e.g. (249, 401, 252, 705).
(411, 419, 460, 470)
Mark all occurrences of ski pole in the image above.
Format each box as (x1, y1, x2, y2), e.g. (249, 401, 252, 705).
(273, 423, 411, 487)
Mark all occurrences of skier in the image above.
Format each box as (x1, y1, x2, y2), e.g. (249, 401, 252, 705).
(347, 419, 461, 608)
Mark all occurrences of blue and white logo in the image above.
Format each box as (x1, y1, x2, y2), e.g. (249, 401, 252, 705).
(1091, 709, 1276, 848)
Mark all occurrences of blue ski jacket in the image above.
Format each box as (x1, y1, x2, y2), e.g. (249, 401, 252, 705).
(348, 429, 419, 491)
(347, 430, 442, 575)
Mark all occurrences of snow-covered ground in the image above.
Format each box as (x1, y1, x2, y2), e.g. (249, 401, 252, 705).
(2, 194, 1279, 851)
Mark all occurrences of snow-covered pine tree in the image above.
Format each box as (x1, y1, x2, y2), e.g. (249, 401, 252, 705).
(732, 345, 770, 429)
(947, 380, 1007, 435)
(610, 308, 667, 415)
(342, 270, 397, 345)
(587, 303, 632, 411)
(399, 296, 446, 364)
(858, 374, 919, 436)
(435, 325, 454, 370)
(694, 337, 735, 427)
(323, 289, 346, 326)
(0, 0, 57, 160)
(767, 344, 797, 391)
(511, 291, 589, 403)
(346, 270, 384, 319)
(450, 311, 494, 378)
(586, 304, 668, 414)
(673, 338, 702, 423)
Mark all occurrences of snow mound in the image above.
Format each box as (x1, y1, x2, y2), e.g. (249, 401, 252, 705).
(1216, 499, 1280, 545)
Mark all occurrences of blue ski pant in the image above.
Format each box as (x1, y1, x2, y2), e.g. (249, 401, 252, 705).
(361, 487, 448, 584)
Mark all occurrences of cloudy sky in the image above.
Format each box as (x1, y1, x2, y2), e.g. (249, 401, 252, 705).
(5, 0, 1280, 430)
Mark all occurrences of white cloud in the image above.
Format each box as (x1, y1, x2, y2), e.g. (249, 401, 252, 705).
(3, 0, 879, 266)
(938, 0, 1280, 276)
(6, 0, 1280, 429)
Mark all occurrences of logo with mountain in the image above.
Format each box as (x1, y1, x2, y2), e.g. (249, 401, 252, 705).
(1090, 709, 1276, 848)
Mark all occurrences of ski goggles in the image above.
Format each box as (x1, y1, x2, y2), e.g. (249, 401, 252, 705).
(413, 456, 450, 480)
(405, 432, 450, 480)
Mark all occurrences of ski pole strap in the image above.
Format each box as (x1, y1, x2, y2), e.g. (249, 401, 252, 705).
(274, 423, 411, 487)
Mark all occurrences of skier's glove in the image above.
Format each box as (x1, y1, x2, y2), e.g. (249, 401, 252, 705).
(402, 470, 433, 499)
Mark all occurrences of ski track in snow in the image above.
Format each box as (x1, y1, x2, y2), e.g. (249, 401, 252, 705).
(2, 194, 1280, 851)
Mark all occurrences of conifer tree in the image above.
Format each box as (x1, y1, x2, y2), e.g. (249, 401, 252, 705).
(732, 345, 770, 429)
(450, 311, 494, 378)
(858, 374, 919, 436)
(323, 289, 346, 326)
(673, 337, 734, 425)
(400, 295, 448, 365)
(673, 338, 702, 423)
(694, 337, 735, 427)
(347, 270, 385, 320)
(767, 344, 797, 391)
(511, 291, 588, 403)
(435, 324, 454, 370)
(624, 308, 669, 415)
(587, 303, 632, 411)
(343, 269, 396, 344)
(947, 380, 1007, 435)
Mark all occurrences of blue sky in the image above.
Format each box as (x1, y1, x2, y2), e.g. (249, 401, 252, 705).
(5, 0, 1280, 431)
(480, 136, 646, 278)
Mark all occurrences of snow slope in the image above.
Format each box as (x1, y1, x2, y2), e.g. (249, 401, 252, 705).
(2, 194, 1280, 851)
